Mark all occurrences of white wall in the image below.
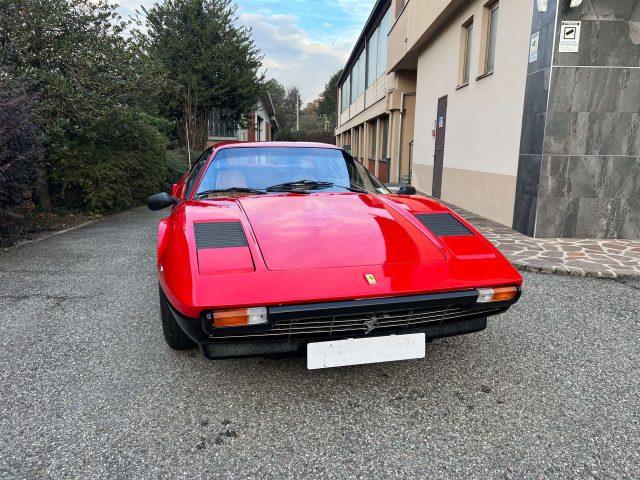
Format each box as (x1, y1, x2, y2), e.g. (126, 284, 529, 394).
(413, 0, 533, 177)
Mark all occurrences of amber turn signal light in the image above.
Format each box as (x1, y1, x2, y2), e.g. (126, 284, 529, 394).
(211, 307, 268, 327)
(476, 286, 519, 303)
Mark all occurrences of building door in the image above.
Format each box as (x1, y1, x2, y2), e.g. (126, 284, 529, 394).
(432, 95, 447, 198)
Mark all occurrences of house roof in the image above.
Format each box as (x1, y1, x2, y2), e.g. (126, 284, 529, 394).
(260, 92, 279, 129)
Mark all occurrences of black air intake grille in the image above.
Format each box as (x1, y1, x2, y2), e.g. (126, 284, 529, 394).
(415, 213, 473, 237)
(194, 222, 248, 249)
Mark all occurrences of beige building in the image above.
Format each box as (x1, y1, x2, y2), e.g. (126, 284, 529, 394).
(337, 0, 532, 226)
(337, 0, 640, 239)
(335, 0, 416, 185)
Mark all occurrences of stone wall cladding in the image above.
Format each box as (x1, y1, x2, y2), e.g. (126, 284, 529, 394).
(514, 0, 640, 239)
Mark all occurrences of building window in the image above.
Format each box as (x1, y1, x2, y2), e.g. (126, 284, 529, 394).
(366, 7, 392, 88)
(369, 120, 377, 160)
(352, 48, 366, 100)
(353, 128, 360, 159)
(377, 9, 391, 77)
(366, 26, 378, 88)
(381, 115, 389, 159)
(484, 2, 499, 73)
(341, 74, 351, 113)
(459, 19, 473, 85)
(209, 109, 238, 138)
(256, 116, 263, 141)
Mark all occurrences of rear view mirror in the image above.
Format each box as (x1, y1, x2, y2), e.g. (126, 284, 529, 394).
(147, 192, 178, 211)
(384, 183, 417, 195)
(398, 185, 417, 195)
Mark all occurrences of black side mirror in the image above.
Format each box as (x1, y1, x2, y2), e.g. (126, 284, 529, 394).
(147, 192, 178, 211)
(397, 185, 416, 195)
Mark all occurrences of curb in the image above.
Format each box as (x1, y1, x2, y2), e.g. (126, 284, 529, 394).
(512, 261, 639, 279)
(1, 219, 98, 253)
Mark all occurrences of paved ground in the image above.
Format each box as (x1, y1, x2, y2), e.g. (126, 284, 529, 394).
(1, 207, 638, 479)
(449, 204, 640, 279)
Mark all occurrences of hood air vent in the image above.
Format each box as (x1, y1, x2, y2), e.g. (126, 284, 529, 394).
(415, 213, 473, 237)
(194, 222, 248, 249)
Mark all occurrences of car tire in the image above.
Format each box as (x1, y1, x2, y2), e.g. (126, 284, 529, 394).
(159, 286, 196, 350)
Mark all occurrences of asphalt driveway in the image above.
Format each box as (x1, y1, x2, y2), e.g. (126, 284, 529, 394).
(1, 207, 638, 479)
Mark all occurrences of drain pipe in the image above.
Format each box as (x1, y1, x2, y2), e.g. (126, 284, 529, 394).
(396, 93, 406, 183)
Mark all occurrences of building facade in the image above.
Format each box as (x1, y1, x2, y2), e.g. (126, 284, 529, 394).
(206, 93, 278, 146)
(337, 0, 640, 239)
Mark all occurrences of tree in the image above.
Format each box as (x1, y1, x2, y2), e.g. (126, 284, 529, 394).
(0, 0, 160, 210)
(316, 69, 342, 131)
(0, 77, 41, 246)
(265, 79, 304, 141)
(139, 0, 264, 149)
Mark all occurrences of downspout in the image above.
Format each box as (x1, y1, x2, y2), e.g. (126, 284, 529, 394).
(396, 92, 405, 183)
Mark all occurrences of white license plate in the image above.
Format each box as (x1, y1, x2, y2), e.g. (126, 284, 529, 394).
(307, 333, 426, 370)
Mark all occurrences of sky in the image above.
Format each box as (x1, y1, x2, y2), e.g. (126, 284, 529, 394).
(115, 0, 375, 102)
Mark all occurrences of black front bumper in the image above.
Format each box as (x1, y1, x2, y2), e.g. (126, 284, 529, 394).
(168, 288, 520, 359)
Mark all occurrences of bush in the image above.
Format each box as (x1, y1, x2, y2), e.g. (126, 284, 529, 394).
(0, 80, 41, 247)
(50, 113, 169, 214)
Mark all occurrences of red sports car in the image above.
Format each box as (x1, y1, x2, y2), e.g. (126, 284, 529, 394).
(147, 142, 522, 368)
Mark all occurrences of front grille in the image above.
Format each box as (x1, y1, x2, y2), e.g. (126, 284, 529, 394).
(205, 305, 499, 342)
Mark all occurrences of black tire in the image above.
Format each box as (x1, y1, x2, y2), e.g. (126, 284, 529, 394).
(159, 286, 196, 350)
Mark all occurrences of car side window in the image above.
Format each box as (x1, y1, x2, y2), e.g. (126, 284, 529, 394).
(185, 148, 212, 198)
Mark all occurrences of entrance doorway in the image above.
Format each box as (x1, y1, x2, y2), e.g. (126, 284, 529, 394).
(432, 95, 447, 198)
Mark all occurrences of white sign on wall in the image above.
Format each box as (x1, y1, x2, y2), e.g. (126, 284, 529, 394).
(559, 21, 581, 53)
(529, 31, 540, 63)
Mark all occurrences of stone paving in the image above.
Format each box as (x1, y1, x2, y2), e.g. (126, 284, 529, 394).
(448, 204, 640, 279)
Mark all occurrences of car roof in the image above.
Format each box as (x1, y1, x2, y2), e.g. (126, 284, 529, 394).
(214, 141, 341, 151)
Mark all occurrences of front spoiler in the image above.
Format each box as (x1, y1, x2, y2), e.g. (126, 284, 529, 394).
(198, 317, 488, 359)
(166, 287, 520, 359)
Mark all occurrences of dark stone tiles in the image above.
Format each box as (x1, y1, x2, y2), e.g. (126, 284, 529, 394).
(544, 112, 640, 156)
(512, 193, 538, 236)
(523, 68, 551, 114)
(575, 197, 630, 238)
(535, 197, 579, 237)
(553, 20, 640, 67)
(538, 155, 606, 198)
(528, 21, 556, 74)
(531, 0, 559, 32)
(561, 0, 640, 22)
(621, 199, 640, 237)
(515, 155, 542, 196)
(548, 67, 640, 113)
(520, 113, 546, 155)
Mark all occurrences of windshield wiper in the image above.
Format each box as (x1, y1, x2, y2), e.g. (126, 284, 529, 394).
(334, 182, 368, 193)
(196, 187, 266, 198)
(265, 180, 334, 193)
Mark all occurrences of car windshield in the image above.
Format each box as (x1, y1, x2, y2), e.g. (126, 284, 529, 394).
(195, 147, 389, 196)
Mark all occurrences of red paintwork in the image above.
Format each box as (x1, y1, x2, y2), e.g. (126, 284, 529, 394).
(157, 142, 522, 318)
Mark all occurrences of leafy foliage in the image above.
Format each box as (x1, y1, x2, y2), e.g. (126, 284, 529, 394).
(139, 0, 264, 148)
(50, 112, 169, 214)
(265, 78, 334, 144)
(0, 0, 158, 152)
(316, 69, 342, 131)
(0, 77, 41, 246)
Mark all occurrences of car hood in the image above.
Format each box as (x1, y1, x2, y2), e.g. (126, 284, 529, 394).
(239, 193, 446, 271)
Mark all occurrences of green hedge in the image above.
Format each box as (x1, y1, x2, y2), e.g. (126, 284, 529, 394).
(50, 113, 170, 214)
(0, 81, 41, 247)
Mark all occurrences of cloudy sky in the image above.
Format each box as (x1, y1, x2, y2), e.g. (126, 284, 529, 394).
(115, 0, 374, 102)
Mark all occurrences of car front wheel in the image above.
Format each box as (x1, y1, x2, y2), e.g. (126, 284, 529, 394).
(159, 286, 196, 350)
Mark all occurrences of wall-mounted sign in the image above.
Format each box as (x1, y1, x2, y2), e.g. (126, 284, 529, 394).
(529, 31, 540, 63)
(559, 21, 581, 53)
